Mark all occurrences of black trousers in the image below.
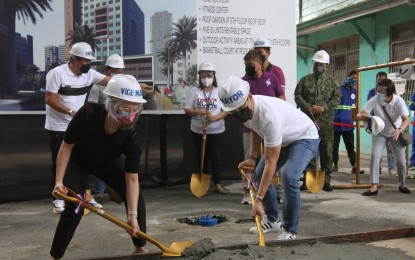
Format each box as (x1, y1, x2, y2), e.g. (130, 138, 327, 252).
(333, 130, 356, 166)
(50, 156, 146, 259)
(191, 131, 224, 184)
(48, 130, 65, 192)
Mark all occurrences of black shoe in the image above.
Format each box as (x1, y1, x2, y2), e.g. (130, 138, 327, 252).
(323, 183, 333, 192)
(399, 187, 411, 194)
(362, 189, 378, 196)
(351, 167, 365, 175)
(300, 183, 307, 191)
(332, 165, 338, 172)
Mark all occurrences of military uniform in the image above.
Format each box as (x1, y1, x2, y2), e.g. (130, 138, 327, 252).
(294, 73, 341, 185)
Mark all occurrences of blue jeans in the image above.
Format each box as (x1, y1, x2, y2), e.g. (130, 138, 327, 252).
(93, 177, 105, 195)
(254, 138, 320, 234)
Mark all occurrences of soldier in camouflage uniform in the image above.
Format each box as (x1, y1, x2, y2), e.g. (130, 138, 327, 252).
(294, 50, 341, 191)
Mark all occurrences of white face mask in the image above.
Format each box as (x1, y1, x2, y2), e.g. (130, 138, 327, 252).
(201, 78, 213, 87)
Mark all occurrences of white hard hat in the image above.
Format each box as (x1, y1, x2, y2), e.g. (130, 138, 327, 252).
(105, 54, 125, 68)
(371, 116, 385, 135)
(312, 50, 330, 64)
(198, 61, 216, 72)
(69, 42, 96, 60)
(397, 58, 415, 80)
(253, 36, 271, 48)
(103, 74, 147, 103)
(218, 75, 250, 112)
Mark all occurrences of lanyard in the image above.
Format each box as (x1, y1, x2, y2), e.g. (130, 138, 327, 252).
(202, 88, 213, 111)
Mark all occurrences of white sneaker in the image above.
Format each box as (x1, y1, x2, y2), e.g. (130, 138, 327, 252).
(241, 192, 251, 204)
(249, 216, 281, 234)
(52, 199, 65, 214)
(277, 229, 297, 240)
(89, 197, 103, 209)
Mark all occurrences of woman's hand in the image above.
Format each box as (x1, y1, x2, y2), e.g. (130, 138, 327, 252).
(52, 182, 68, 197)
(392, 128, 401, 141)
(198, 109, 208, 116)
(251, 200, 265, 219)
(206, 112, 216, 122)
(127, 215, 139, 238)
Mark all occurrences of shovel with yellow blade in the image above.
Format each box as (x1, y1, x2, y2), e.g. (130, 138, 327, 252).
(190, 115, 211, 197)
(54, 188, 195, 257)
(305, 153, 325, 193)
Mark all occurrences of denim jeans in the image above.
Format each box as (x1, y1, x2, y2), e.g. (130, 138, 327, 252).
(93, 177, 105, 195)
(254, 138, 320, 234)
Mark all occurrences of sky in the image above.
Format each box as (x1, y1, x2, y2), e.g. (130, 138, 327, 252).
(15, 0, 196, 70)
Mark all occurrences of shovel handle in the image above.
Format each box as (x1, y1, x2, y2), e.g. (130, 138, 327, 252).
(53, 189, 185, 256)
(239, 167, 265, 247)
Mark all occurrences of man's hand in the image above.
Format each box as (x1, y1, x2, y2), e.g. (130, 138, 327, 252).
(308, 105, 324, 115)
(252, 200, 265, 219)
(140, 83, 154, 94)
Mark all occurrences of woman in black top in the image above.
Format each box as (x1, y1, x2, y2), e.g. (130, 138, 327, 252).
(50, 75, 148, 259)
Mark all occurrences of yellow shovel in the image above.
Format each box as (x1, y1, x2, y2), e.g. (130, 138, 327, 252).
(53, 189, 195, 257)
(305, 154, 325, 193)
(239, 166, 265, 246)
(190, 119, 211, 197)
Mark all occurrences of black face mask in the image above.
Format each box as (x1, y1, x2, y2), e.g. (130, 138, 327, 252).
(245, 65, 256, 78)
(80, 63, 91, 74)
(233, 106, 252, 123)
(313, 63, 325, 75)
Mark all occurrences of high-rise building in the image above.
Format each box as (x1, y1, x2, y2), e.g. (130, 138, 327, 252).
(15, 33, 33, 69)
(81, 0, 145, 61)
(44, 46, 59, 71)
(58, 44, 66, 64)
(64, 0, 82, 61)
(150, 11, 172, 83)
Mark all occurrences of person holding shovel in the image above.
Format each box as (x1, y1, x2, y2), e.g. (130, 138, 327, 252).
(184, 61, 229, 194)
(50, 75, 148, 259)
(219, 75, 319, 240)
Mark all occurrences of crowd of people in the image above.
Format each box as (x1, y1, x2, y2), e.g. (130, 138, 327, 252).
(46, 41, 414, 259)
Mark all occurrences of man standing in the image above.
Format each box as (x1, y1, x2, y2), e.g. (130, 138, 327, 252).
(332, 70, 364, 174)
(219, 75, 319, 240)
(295, 50, 341, 192)
(45, 42, 110, 213)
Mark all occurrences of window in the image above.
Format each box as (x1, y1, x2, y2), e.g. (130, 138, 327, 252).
(116, 14, 120, 18)
(390, 20, 415, 101)
(319, 35, 360, 84)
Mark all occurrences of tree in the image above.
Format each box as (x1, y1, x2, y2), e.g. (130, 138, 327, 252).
(66, 23, 101, 51)
(170, 16, 197, 79)
(19, 64, 41, 89)
(157, 44, 181, 86)
(4, 0, 52, 97)
(186, 65, 198, 86)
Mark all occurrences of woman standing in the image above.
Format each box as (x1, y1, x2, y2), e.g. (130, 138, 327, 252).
(357, 79, 411, 196)
(184, 61, 229, 194)
(50, 75, 148, 259)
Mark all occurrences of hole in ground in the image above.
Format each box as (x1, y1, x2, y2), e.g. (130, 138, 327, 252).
(176, 214, 229, 225)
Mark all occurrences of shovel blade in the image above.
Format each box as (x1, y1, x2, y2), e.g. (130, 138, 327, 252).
(162, 241, 197, 257)
(305, 170, 325, 194)
(190, 173, 211, 197)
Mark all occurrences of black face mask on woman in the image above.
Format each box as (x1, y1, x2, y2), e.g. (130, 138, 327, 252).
(233, 106, 252, 123)
(80, 63, 91, 74)
(245, 65, 256, 78)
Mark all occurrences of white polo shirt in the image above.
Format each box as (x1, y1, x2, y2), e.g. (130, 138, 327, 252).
(45, 63, 105, 131)
(244, 95, 319, 148)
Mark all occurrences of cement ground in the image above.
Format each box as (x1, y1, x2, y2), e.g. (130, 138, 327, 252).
(1, 154, 415, 259)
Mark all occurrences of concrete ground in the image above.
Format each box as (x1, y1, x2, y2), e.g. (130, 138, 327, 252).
(1, 153, 415, 259)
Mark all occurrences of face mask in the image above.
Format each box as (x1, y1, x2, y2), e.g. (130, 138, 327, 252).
(201, 78, 213, 87)
(313, 63, 326, 75)
(345, 77, 357, 88)
(376, 92, 385, 103)
(245, 65, 257, 78)
(233, 106, 252, 123)
(80, 63, 91, 74)
(115, 110, 138, 125)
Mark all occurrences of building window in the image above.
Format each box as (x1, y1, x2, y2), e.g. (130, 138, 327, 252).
(116, 14, 120, 18)
(390, 20, 415, 101)
(116, 6, 120, 10)
(319, 35, 360, 84)
(116, 22, 120, 26)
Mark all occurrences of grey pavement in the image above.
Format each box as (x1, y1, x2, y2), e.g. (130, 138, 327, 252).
(1, 153, 415, 259)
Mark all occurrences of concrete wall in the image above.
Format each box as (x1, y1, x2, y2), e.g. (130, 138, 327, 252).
(296, 4, 415, 154)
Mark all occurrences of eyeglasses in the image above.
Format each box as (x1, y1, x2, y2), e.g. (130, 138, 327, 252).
(116, 105, 141, 114)
(228, 101, 247, 115)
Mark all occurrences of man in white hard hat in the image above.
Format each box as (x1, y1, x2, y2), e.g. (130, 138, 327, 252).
(88, 53, 125, 203)
(219, 75, 319, 240)
(50, 74, 148, 259)
(45, 42, 111, 214)
(253, 36, 286, 92)
(295, 50, 341, 192)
